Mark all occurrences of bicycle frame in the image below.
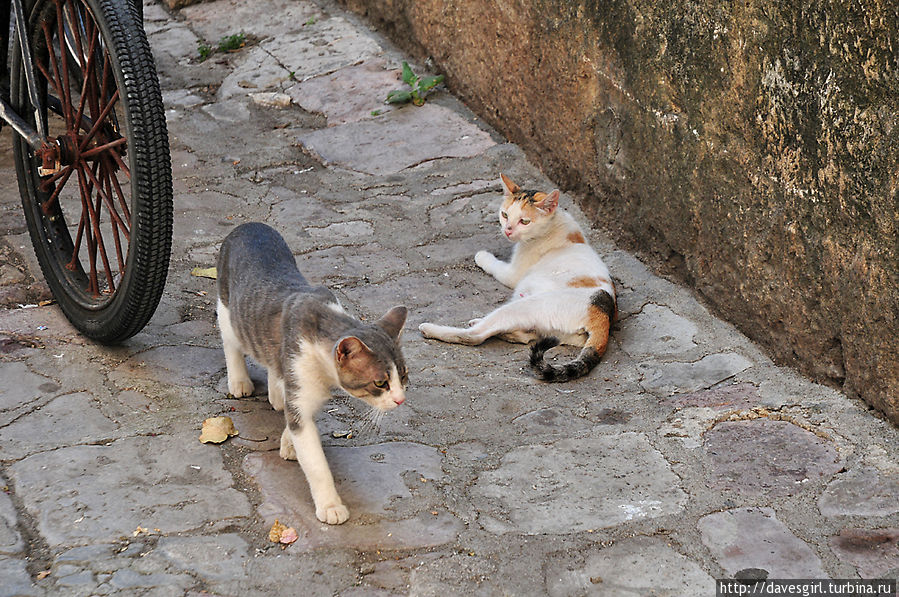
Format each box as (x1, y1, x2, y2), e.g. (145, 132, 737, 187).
(1, 0, 49, 149)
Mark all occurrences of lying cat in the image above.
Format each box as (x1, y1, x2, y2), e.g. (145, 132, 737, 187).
(419, 174, 617, 381)
(217, 222, 408, 524)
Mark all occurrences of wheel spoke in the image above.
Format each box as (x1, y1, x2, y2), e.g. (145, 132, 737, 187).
(105, 155, 131, 222)
(72, 9, 99, 141)
(39, 165, 75, 214)
(99, 160, 126, 273)
(81, 154, 129, 236)
(55, 0, 76, 133)
(78, 88, 119, 152)
(75, 161, 115, 294)
(80, 136, 126, 159)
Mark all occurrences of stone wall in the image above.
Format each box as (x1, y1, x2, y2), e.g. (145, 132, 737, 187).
(336, 0, 899, 422)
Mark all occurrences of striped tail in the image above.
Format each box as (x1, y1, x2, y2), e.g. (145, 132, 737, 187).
(529, 289, 615, 382)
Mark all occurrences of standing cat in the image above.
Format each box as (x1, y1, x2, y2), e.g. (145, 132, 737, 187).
(419, 174, 617, 381)
(217, 222, 408, 524)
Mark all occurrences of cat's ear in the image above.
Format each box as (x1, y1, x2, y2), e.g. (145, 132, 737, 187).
(335, 336, 372, 364)
(500, 173, 521, 196)
(376, 305, 408, 340)
(535, 189, 560, 214)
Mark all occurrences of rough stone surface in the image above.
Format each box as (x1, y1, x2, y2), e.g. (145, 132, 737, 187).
(0, 0, 897, 593)
(473, 432, 687, 534)
(639, 352, 752, 396)
(545, 536, 715, 597)
(819, 467, 899, 517)
(335, 0, 899, 423)
(0, 393, 119, 459)
(244, 443, 463, 551)
(8, 434, 251, 547)
(699, 508, 828, 578)
(703, 419, 842, 497)
(297, 103, 496, 175)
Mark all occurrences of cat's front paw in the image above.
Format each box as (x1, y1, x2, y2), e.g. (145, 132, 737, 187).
(279, 428, 297, 461)
(474, 250, 496, 271)
(316, 502, 350, 525)
(228, 377, 254, 398)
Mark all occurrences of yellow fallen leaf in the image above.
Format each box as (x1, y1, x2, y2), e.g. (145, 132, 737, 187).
(199, 416, 238, 444)
(36, 570, 51, 580)
(190, 266, 217, 279)
(132, 526, 148, 537)
(269, 519, 287, 543)
(279, 527, 298, 544)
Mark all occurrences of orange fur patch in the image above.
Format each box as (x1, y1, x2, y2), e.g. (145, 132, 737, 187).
(503, 195, 544, 220)
(584, 306, 611, 357)
(567, 276, 609, 288)
(568, 231, 586, 244)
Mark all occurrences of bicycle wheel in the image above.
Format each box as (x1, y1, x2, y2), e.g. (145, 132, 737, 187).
(11, 0, 172, 343)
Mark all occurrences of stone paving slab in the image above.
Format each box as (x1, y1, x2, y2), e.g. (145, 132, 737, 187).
(0, 0, 897, 594)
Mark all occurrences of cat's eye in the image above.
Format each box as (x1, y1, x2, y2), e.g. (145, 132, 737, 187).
(374, 379, 388, 389)
(520, 218, 531, 225)
(500, 211, 508, 220)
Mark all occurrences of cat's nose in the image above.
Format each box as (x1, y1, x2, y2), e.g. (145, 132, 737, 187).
(392, 394, 405, 405)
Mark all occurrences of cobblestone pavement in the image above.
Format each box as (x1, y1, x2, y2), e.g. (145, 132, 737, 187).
(1, 1, 898, 595)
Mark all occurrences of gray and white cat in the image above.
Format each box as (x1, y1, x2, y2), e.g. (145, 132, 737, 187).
(216, 222, 408, 525)
(419, 174, 617, 381)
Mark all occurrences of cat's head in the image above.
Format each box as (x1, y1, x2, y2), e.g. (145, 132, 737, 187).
(333, 305, 408, 410)
(497, 173, 560, 242)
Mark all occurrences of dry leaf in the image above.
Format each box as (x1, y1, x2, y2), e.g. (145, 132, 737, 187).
(190, 266, 218, 279)
(269, 519, 287, 543)
(199, 416, 238, 444)
(279, 527, 298, 544)
(36, 570, 51, 580)
(132, 526, 149, 537)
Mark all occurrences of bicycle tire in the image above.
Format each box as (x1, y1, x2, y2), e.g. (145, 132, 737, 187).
(11, 0, 172, 343)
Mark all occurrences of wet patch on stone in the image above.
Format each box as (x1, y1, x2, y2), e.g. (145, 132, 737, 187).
(110, 345, 224, 388)
(223, 398, 284, 451)
(639, 353, 752, 395)
(243, 443, 462, 551)
(828, 527, 899, 579)
(545, 536, 713, 597)
(702, 419, 841, 497)
(7, 433, 251, 547)
(698, 507, 827, 577)
(297, 103, 496, 175)
(472, 432, 686, 534)
(819, 467, 899, 517)
(512, 407, 592, 435)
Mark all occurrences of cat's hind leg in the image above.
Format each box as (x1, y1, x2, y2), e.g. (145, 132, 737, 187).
(217, 299, 254, 397)
(267, 371, 285, 411)
(420, 300, 534, 345)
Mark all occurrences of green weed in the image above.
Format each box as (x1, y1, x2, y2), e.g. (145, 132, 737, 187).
(386, 61, 444, 107)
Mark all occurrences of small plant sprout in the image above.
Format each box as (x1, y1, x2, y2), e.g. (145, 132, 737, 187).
(218, 33, 247, 52)
(197, 42, 213, 61)
(386, 61, 444, 106)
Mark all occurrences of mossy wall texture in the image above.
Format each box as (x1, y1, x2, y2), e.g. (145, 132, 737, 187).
(339, 0, 899, 422)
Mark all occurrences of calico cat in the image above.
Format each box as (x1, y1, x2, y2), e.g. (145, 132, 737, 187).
(419, 174, 617, 381)
(216, 222, 408, 525)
